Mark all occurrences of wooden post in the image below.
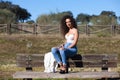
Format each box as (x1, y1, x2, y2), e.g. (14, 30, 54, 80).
(7, 23, 11, 35)
(33, 24, 37, 35)
(111, 25, 116, 36)
(85, 24, 90, 36)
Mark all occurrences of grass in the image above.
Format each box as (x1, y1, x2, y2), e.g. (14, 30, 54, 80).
(0, 34, 120, 80)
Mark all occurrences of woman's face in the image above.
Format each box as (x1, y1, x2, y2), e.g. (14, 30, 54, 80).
(65, 18, 72, 28)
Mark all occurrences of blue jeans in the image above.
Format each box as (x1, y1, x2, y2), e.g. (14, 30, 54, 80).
(51, 43, 77, 65)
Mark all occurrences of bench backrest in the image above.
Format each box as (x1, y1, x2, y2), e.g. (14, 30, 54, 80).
(16, 54, 44, 67)
(16, 54, 118, 69)
(68, 54, 118, 68)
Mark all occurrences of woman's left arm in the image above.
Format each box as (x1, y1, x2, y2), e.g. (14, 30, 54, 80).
(68, 29, 79, 48)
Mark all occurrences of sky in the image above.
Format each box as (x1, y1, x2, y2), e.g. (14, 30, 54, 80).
(6, 0, 120, 21)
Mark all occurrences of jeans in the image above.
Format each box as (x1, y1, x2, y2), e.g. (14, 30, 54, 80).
(51, 43, 77, 65)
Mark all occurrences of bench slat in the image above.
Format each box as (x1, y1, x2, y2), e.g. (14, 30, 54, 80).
(13, 71, 120, 79)
(68, 61, 117, 67)
(17, 61, 117, 67)
(82, 54, 118, 61)
(17, 54, 44, 61)
(68, 54, 118, 67)
(16, 54, 44, 67)
(17, 61, 44, 67)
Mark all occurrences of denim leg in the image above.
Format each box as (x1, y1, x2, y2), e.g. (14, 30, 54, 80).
(51, 47, 62, 64)
(59, 49, 67, 65)
(66, 48, 77, 57)
(59, 48, 77, 65)
(51, 43, 77, 65)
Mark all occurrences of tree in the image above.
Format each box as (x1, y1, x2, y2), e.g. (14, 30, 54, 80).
(26, 20, 35, 24)
(18, 8, 31, 22)
(90, 11, 118, 25)
(0, 0, 31, 22)
(0, 9, 16, 24)
(76, 13, 91, 24)
(100, 11, 117, 18)
(36, 11, 73, 25)
(100, 11, 117, 25)
(118, 16, 120, 24)
(36, 14, 49, 25)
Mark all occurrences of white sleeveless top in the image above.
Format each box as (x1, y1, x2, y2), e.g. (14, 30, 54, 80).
(65, 34, 74, 43)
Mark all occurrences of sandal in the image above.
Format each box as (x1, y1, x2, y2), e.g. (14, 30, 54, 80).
(59, 65, 68, 74)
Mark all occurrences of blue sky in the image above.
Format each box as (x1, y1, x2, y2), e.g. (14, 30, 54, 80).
(7, 0, 120, 21)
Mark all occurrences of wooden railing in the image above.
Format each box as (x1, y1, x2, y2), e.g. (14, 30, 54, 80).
(0, 23, 120, 36)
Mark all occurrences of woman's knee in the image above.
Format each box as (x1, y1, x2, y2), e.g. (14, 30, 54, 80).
(59, 49, 66, 55)
(51, 47, 58, 52)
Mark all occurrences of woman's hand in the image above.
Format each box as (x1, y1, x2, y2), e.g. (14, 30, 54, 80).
(59, 47, 64, 50)
(59, 44, 64, 50)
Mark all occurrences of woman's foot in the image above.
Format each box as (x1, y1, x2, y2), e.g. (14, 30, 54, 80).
(59, 65, 68, 74)
(59, 63, 63, 70)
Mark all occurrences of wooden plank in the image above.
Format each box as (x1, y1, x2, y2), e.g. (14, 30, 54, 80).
(16, 54, 118, 67)
(16, 54, 44, 67)
(82, 54, 118, 61)
(68, 54, 118, 67)
(68, 54, 118, 62)
(16, 61, 44, 67)
(82, 61, 117, 67)
(17, 54, 44, 61)
(13, 71, 120, 79)
(68, 61, 117, 67)
(17, 60, 117, 68)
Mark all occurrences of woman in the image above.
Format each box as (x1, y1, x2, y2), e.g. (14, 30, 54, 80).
(51, 15, 79, 74)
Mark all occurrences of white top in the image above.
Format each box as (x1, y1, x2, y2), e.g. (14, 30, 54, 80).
(65, 34, 74, 43)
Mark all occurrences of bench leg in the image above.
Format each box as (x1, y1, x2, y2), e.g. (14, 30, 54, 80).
(23, 78, 32, 80)
(23, 67, 32, 80)
(97, 78, 107, 80)
(102, 67, 108, 71)
(97, 78, 117, 80)
(64, 78, 68, 80)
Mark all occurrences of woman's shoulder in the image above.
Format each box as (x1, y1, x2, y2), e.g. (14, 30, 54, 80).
(72, 28, 78, 32)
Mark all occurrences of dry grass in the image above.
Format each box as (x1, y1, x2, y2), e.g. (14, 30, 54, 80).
(0, 34, 120, 79)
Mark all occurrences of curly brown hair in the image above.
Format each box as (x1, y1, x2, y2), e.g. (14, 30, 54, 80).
(60, 15, 77, 37)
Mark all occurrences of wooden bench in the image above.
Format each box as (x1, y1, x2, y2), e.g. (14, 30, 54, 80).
(13, 53, 120, 80)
